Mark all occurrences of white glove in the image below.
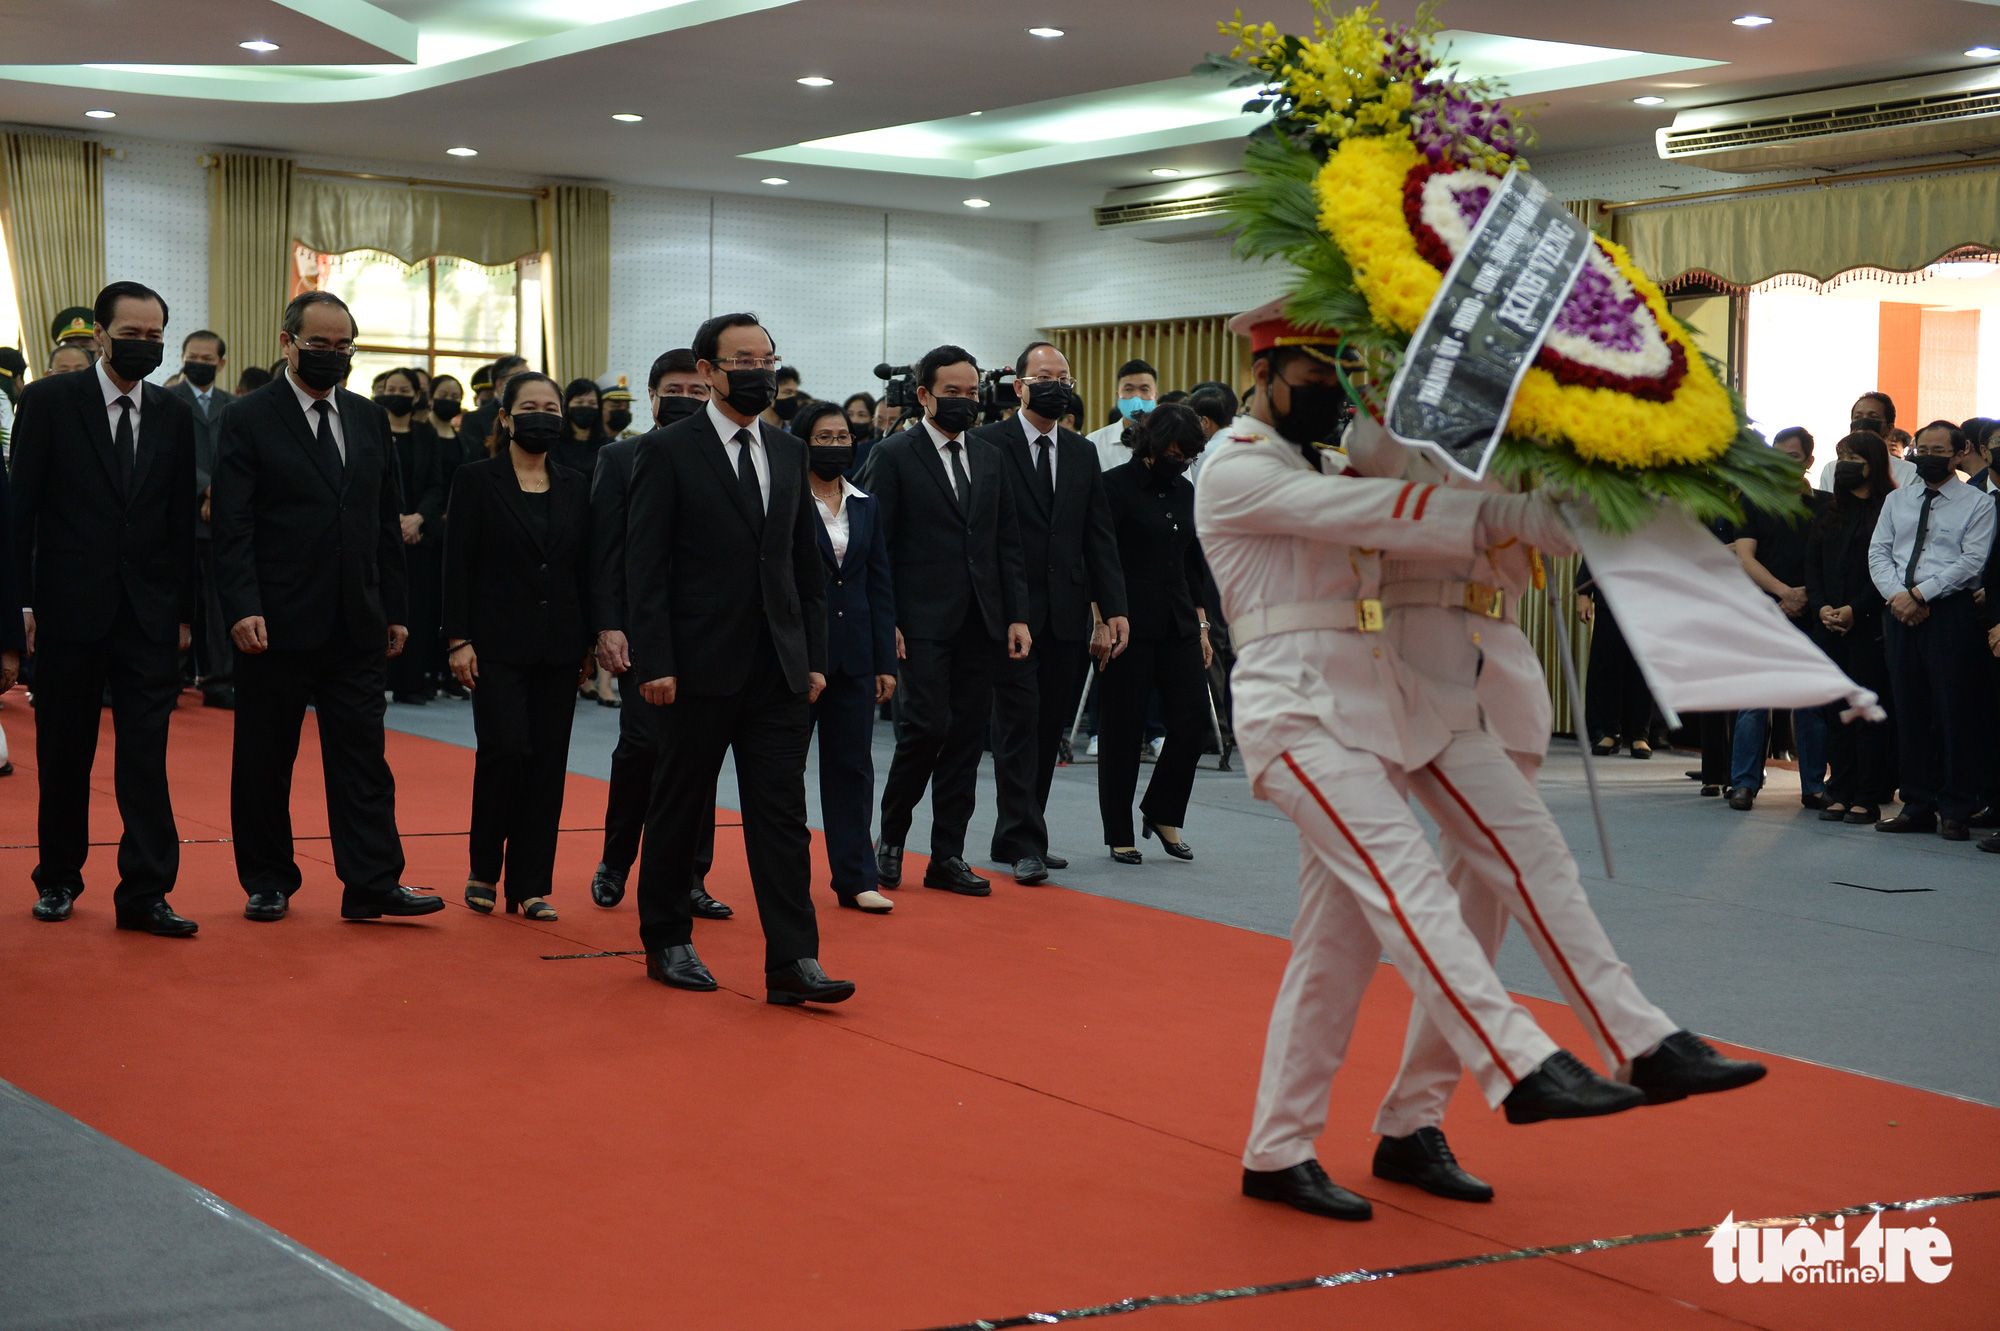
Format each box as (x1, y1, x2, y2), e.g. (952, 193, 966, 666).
(1477, 491, 1577, 557)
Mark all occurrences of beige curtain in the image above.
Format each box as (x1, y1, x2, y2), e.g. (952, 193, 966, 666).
(1515, 555, 1590, 737)
(1045, 315, 1250, 431)
(1616, 165, 2000, 286)
(209, 153, 294, 387)
(544, 184, 610, 384)
(291, 175, 539, 268)
(0, 132, 103, 361)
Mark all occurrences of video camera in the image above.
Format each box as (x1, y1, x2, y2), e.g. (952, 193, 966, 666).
(872, 362, 921, 411)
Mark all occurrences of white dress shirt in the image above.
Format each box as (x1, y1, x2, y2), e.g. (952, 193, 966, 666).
(922, 415, 973, 498)
(97, 360, 143, 441)
(1087, 419, 1130, 477)
(1817, 452, 1917, 492)
(813, 477, 867, 564)
(1867, 475, 1997, 603)
(1018, 409, 1060, 490)
(286, 366, 344, 462)
(708, 399, 768, 511)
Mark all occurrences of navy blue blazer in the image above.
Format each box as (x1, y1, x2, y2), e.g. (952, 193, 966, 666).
(815, 487, 897, 679)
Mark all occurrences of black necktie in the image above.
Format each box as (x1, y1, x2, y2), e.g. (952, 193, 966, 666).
(947, 439, 970, 508)
(735, 429, 765, 532)
(112, 395, 135, 492)
(311, 400, 340, 474)
(1035, 434, 1054, 505)
(1904, 488, 1937, 589)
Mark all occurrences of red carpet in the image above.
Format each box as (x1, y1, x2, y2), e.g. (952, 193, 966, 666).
(0, 690, 1994, 1329)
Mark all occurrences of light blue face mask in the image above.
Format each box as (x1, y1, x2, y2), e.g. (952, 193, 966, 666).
(1117, 396, 1153, 420)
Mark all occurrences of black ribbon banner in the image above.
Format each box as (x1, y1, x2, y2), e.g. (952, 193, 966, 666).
(1383, 167, 1592, 480)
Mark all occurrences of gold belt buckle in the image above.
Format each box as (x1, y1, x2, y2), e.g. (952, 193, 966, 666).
(1356, 599, 1384, 633)
(1464, 582, 1505, 619)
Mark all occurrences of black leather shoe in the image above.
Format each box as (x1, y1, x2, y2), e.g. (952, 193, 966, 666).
(646, 944, 717, 991)
(1503, 1050, 1647, 1124)
(590, 862, 626, 908)
(1971, 805, 2000, 829)
(1042, 852, 1069, 870)
(1012, 854, 1049, 885)
(117, 900, 198, 937)
(1941, 819, 1970, 842)
(1801, 792, 1830, 810)
(1876, 812, 1937, 834)
(342, 886, 445, 920)
(1241, 1160, 1372, 1221)
(1818, 804, 1848, 822)
(243, 891, 288, 921)
(923, 856, 991, 895)
(1727, 787, 1755, 811)
(689, 885, 734, 919)
(1109, 847, 1143, 865)
(1144, 820, 1194, 859)
(1979, 834, 2000, 854)
(202, 687, 235, 710)
(875, 842, 903, 887)
(1844, 805, 1879, 825)
(766, 958, 856, 1005)
(32, 887, 75, 921)
(1623, 1030, 1767, 1104)
(1699, 784, 1722, 797)
(1372, 1127, 1493, 1202)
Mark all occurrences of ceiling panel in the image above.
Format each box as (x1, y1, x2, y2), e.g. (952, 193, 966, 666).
(0, 0, 416, 65)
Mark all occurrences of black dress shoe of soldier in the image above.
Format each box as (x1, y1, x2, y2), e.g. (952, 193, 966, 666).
(689, 885, 734, 919)
(590, 863, 626, 908)
(1012, 854, 1049, 885)
(117, 900, 198, 937)
(243, 891, 288, 922)
(1372, 1127, 1494, 1202)
(1623, 1030, 1767, 1105)
(1242, 1160, 1373, 1221)
(646, 944, 718, 991)
(342, 886, 445, 920)
(1503, 1050, 1647, 1124)
(875, 842, 903, 887)
(923, 856, 991, 895)
(766, 958, 856, 1005)
(32, 886, 75, 922)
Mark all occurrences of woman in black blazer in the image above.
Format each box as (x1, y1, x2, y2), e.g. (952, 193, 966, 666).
(796, 403, 899, 913)
(443, 372, 594, 919)
(1095, 403, 1213, 863)
(375, 366, 447, 704)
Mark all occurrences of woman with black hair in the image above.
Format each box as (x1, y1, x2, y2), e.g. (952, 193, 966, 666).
(1805, 430, 1899, 823)
(1096, 401, 1213, 863)
(557, 376, 617, 705)
(444, 371, 594, 920)
(376, 367, 446, 703)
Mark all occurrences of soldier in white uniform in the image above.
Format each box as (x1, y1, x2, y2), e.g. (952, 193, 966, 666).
(1196, 305, 1762, 1222)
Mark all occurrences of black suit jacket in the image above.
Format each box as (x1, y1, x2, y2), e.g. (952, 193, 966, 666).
(11, 368, 197, 645)
(625, 410, 827, 696)
(588, 432, 646, 633)
(971, 418, 1126, 641)
(441, 455, 592, 665)
(866, 424, 1028, 641)
(1101, 458, 1209, 640)
(211, 375, 408, 652)
(170, 380, 225, 540)
(390, 422, 447, 548)
(815, 489, 897, 679)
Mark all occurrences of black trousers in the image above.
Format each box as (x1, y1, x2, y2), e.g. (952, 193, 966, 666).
(1584, 603, 1655, 745)
(1883, 593, 1984, 823)
(193, 538, 233, 692)
(635, 639, 817, 969)
(810, 670, 880, 897)
(1821, 630, 1899, 808)
(1096, 634, 1206, 846)
(389, 543, 441, 696)
(988, 637, 1088, 860)
(600, 691, 716, 884)
(469, 657, 578, 900)
(231, 632, 406, 905)
(879, 619, 997, 859)
(33, 606, 181, 915)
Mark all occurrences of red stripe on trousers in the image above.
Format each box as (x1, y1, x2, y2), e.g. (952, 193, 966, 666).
(1391, 481, 1417, 518)
(1278, 751, 1519, 1085)
(1412, 484, 1435, 520)
(1424, 760, 1626, 1064)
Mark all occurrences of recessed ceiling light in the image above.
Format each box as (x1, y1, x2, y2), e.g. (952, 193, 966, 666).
(1731, 14, 1772, 26)
(1969, 46, 2000, 59)
(239, 39, 280, 52)
(797, 76, 833, 87)
(446, 146, 478, 157)
(611, 112, 643, 122)
(84, 109, 116, 119)
(963, 197, 992, 208)
(969, 110, 984, 116)
(762, 177, 789, 185)
(1027, 27, 1064, 38)
(1151, 168, 1182, 177)
(1632, 95, 1667, 106)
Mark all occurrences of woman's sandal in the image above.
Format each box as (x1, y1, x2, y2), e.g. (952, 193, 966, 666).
(507, 898, 558, 921)
(464, 881, 497, 914)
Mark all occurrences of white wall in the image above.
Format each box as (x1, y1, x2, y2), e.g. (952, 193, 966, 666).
(1029, 216, 1287, 329)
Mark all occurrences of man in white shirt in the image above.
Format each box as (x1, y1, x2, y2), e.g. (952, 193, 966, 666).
(1085, 358, 1159, 476)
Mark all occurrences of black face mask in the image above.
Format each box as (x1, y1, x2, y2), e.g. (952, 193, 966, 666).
(1025, 379, 1074, 423)
(104, 337, 164, 383)
(1151, 454, 1190, 482)
(1913, 453, 1954, 484)
(180, 359, 217, 389)
(656, 394, 704, 426)
(292, 345, 351, 393)
(849, 420, 875, 442)
(374, 393, 415, 418)
(1271, 378, 1347, 448)
(568, 404, 602, 432)
(809, 445, 855, 479)
(431, 398, 462, 422)
(606, 408, 631, 433)
(773, 394, 802, 421)
(1833, 460, 1866, 491)
(929, 396, 981, 435)
(721, 368, 778, 418)
(509, 412, 563, 454)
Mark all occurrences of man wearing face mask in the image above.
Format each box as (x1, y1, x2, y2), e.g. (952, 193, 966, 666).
(868, 345, 1032, 897)
(767, 365, 805, 430)
(1086, 358, 1160, 476)
(12, 281, 195, 933)
(211, 290, 439, 923)
(170, 329, 235, 709)
(599, 376, 639, 439)
(586, 349, 729, 921)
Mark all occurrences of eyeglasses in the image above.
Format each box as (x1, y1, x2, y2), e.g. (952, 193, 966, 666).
(296, 337, 356, 354)
(809, 428, 853, 445)
(711, 354, 783, 371)
(1021, 372, 1075, 386)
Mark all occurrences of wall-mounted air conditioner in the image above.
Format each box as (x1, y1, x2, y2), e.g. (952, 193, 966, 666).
(1657, 66, 2000, 173)
(1092, 172, 1252, 243)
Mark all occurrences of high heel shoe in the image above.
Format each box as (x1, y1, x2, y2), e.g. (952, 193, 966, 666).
(465, 881, 497, 913)
(1592, 736, 1618, 756)
(1143, 820, 1193, 861)
(1109, 847, 1143, 865)
(508, 897, 558, 921)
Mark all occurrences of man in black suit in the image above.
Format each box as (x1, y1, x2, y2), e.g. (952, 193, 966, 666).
(210, 290, 441, 923)
(12, 281, 196, 934)
(170, 328, 234, 709)
(974, 341, 1128, 883)
(869, 345, 1032, 897)
(586, 348, 728, 919)
(626, 312, 851, 1004)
